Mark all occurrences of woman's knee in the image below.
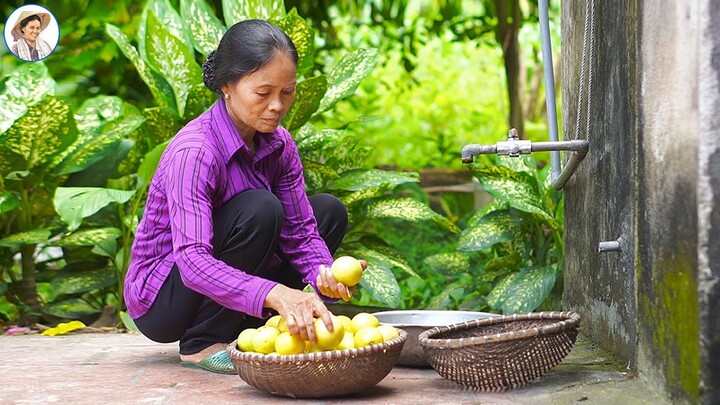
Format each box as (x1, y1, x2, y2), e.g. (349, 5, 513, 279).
(310, 193, 348, 226)
(224, 189, 284, 229)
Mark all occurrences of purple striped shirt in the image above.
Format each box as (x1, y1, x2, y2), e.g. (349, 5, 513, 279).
(124, 99, 333, 319)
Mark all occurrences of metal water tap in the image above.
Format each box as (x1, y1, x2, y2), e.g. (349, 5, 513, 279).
(496, 128, 532, 157)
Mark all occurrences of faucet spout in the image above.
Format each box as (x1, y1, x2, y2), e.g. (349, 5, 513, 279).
(461, 144, 498, 163)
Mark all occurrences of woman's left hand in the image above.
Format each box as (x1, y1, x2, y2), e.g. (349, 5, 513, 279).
(315, 259, 368, 302)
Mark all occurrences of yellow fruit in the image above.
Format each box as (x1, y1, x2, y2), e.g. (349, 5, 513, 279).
(351, 312, 379, 331)
(277, 317, 289, 333)
(237, 328, 258, 351)
(354, 327, 384, 348)
(336, 315, 353, 334)
(314, 315, 345, 350)
(275, 332, 305, 355)
(252, 326, 280, 354)
(265, 314, 283, 328)
(337, 332, 355, 350)
(330, 256, 363, 286)
(377, 324, 400, 342)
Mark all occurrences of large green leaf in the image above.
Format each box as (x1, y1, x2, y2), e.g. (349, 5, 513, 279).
(427, 280, 468, 310)
(105, 24, 176, 109)
(424, 252, 472, 275)
(458, 209, 522, 252)
(42, 298, 100, 319)
(145, 11, 203, 118)
(53, 227, 122, 247)
(487, 265, 556, 314)
(302, 160, 338, 193)
(0, 63, 55, 133)
(283, 75, 327, 132)
(56, 96, 145, 175)
(296, 128, 344, 154)
(481, 253, 523, 282)
(317, 48, 379, 114)
(356, 243, 419, 278)
(50, 268, 117, 296)
(118, 107, 181, 177)
(222, 0, 285, 26)
(180, 0, 226, 55)
(329, 169, 419, 192)
(137, 140, 170, 189)
(1, 97, 74, 170)
(0, 229, 52, 247)
(54, 187, 136, 231)
(365, 197, 460, 233)
(472, 164, 557, 229)
(273, 9, 313, 76)
(0, 192, 20, 215)
(354, 249, 402, 308)
(137, 0, 194, 61)
(64, 139, 134, 187)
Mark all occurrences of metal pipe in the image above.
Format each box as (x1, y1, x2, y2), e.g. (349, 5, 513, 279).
(539, 0, 561, 181)
(532, 140, 589, 152)
(461, 144, 497, 163)
(551, 142, 589, 190)
(598, 239, 622, 253)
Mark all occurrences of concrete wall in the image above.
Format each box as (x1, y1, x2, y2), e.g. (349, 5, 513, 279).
(562, 1, 719, 403)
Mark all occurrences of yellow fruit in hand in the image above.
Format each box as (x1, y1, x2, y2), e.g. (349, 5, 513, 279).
(377, 324, 400, 342)
(265, 314, 282, 328)
(275, 332, 305, 355)
(252, 326, 280, 354)
(337, 315, 354, 334)
(354, 327, 384, 348)
(314, 315, 345, 350)
(277, 317, 289, 333)
(237, 328, 258, 351)
(337, 331, 355, 350)
(330, 256, 363, 286)
(351, 312, 379, 332)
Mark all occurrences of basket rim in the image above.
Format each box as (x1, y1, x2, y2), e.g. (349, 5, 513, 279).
(227, 328, 408, 363)
(418, 311, 580, 348)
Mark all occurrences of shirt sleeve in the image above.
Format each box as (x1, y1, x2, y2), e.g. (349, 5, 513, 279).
(165, 145, 278, 318)
(273, 134, 335, 299)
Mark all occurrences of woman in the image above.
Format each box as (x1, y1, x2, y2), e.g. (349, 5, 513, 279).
(10, 10, 53, 61)
(124, 20, 365, 374)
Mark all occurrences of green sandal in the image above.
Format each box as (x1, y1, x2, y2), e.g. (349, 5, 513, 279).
(181, 349, 235, 374)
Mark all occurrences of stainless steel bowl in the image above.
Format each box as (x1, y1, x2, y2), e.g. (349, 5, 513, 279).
(372, 310, 498, 368)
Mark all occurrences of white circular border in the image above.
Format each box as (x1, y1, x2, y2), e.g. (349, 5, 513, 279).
(4, 4, 60, 62)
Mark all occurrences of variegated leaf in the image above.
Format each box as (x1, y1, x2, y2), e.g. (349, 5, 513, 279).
(325, 143, 372, 173)
(185, 83, 218, 120)
(50, 268, 117, 296)
(55, 96, 145, 175)
(0, 192, 20, 215)
(302, 160, 338, 193)
(0, 228, 52, 247)
(487, 265, 556, 314)
(329, 169, 419, 192)
(223, 0, 285, 25)
(0, 63, 55, 133)
(119, 107, 181, 176)
(338, 188, 386, 209)
(427, 280, 467, 310)
(366, 197, 460, 233)
(273, 9, 313, 76)
(355, 249, 402, 307)
(105, 24, 176, 109)
(282, 75, 327, 132)
(296, 128, 344, 154)
(0, 147, 25, 175)
(42, 298, 101, 319)
(137, 0, 194, 61)
(54, 187, 136, 231)
(1, 97, 73, 170)
(424, 252, 471, 275)
(64, 139, 134, 188)
(317, 48, 379, 114)
(137, 140, 170, 189)
(53, 227, 122, 247)
(145, 11, 203, 118)
(458, 209, 522, 252)
(180, 0, 225, 55)
(481, 253, 523, 282)
(355, 244, 419, 278)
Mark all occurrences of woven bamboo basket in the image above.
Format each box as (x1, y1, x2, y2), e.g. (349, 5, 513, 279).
(227, 329, 407, 398)
(418, 311, 580, 391)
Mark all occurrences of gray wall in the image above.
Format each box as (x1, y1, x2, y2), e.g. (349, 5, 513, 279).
(562, 1, 719, 403)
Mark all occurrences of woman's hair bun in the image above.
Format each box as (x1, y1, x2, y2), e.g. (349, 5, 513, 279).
(202, 50, 219, 93)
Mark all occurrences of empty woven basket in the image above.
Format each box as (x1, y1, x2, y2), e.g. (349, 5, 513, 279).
(227, 329, 407, 398)
(418, 311, 580, 391)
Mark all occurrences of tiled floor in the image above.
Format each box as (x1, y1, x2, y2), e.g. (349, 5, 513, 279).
(0, 332, 669, 404)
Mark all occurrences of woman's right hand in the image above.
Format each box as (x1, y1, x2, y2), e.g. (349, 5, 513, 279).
(263, 284, 333, 343)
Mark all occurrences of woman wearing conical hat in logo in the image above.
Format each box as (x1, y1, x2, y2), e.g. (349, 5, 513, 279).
(10, 10, 53, 61)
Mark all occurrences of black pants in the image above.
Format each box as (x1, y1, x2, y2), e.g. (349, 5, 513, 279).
(134, 190, 348, 355)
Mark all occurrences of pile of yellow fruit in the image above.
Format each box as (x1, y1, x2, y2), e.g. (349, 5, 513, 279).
(236, 312, 400, 355)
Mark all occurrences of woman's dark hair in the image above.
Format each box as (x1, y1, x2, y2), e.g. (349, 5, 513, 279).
(202, 19, 298, 94)
(20, 14, 42, 32)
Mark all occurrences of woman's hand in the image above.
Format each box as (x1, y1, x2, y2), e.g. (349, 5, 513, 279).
(263, 284, 332, 343)
(315, 259, 368, 302)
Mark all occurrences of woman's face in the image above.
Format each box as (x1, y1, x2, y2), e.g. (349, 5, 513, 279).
(22, 19, 42, 42)
(221, 51, 297, 137)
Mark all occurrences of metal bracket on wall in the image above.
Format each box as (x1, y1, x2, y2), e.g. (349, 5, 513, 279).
(460, 128, 589, 190)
